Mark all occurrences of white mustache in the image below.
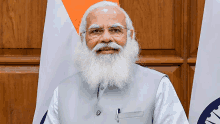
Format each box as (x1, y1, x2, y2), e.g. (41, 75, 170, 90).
(92, 42, 123, 52)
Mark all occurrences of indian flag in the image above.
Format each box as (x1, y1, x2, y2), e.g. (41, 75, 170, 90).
(189, 0, 220, 124)
(32, 0, 119, 124)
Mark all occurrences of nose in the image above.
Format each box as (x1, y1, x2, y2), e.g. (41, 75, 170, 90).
(100, 30, 113, 44)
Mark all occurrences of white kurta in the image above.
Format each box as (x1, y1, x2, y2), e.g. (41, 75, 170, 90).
(44, 76, 189, 124)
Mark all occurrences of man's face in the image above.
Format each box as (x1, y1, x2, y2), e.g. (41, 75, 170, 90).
(75, 5, 139, 90)
(85, 6, 127, 55)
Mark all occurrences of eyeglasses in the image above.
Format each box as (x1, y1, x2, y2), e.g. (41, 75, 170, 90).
(83, 27, 127, 38)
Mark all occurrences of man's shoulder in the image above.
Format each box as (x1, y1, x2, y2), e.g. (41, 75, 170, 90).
(133, 64, 168, 96)
(135, 64, 165, 78)
(57, 72, 80, 89)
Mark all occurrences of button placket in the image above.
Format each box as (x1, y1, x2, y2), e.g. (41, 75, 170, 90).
(95, 84, 106, 117)
(95, 102, 103, 117)
(97, 85, 106, 101)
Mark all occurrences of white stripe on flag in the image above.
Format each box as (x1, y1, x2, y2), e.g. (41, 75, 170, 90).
(32, 0, 80, 123)
(189, 0, 220, 124)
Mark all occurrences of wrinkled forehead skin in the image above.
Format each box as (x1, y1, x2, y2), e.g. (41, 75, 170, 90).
(86, 6, 127, 30)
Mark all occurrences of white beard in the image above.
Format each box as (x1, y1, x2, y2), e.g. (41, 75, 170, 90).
(74, 32, 139, 90)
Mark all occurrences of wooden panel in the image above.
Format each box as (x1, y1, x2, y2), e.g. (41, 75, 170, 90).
(119, 0, 174, 49)
(0, 49, 41, 65)
(0, 49, 41, 56)
(186, 0, 205, 116)
(0, 66, 39, 73)
(120, 0, 183, 59)
(139, 49, 177, 56)
(187, 57, 197, 64)
(189, 0, 205, 57)
(0, 56, 40, 65)
(182, 0, 190, 117)
(137, 56, 183, 65)
(173, 0, 184, 57)
(0, 0, 47, 48)
(0, 0, 3, 48)
(0, 66, 39, 124)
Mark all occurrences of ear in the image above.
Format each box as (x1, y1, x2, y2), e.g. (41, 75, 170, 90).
(129, 29, 134, 39)
(79, 33, 84, 42)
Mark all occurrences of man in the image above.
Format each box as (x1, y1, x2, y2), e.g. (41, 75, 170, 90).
(44, 1, 189, 124)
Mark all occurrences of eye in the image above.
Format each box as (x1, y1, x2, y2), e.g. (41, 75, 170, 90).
(110, 28, 121, 33)
(91, 29, 102, 34)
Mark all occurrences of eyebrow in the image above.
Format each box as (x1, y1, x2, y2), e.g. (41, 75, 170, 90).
(88, 24, 101, 30)
(110, 23, 125, 29)
(88, 23, 125, 30)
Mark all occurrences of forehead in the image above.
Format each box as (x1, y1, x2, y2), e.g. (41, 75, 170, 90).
(86, 6, 126, 28)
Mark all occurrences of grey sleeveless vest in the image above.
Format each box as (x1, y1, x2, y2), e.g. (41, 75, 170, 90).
(58, 64, 167, 124)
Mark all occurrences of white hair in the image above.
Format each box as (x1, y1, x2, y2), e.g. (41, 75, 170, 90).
(79, 1, 136, 40)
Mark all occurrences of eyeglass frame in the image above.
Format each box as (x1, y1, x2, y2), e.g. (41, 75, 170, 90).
(81, 24, 129, 38)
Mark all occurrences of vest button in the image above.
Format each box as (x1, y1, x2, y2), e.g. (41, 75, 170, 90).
(96, 110, 101, 116)
(100, 86, 104, 90)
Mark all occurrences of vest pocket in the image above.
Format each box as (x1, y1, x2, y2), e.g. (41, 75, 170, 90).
(118, 111, 144, 124)
(118, 111, 144, 119)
